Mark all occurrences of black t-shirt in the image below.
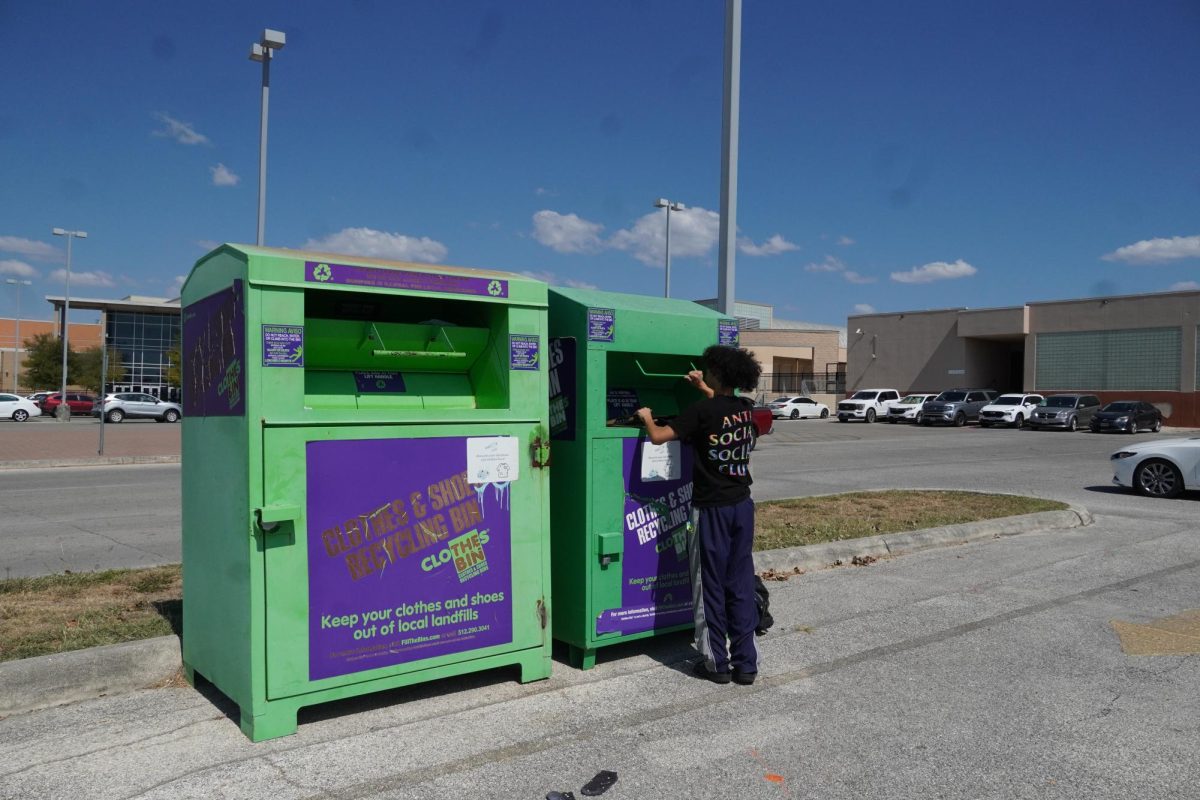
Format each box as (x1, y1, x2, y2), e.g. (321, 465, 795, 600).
(668, 394, 754, 507)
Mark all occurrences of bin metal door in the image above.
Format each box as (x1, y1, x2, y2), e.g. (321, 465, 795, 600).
(261, 425, 547, 699)
(591, 437, 694, 641)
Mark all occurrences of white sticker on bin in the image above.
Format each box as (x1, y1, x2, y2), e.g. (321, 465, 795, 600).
(640, 440, 681, 482)
(466, 436, 521, 485)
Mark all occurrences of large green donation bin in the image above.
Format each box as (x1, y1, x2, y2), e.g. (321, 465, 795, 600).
(546, 287, 739, 668)
(181, 245, 553, 741)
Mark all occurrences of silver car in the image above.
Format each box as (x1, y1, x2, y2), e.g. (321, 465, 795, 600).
(94, 392, 183, 423)
(919, 389, 998, 427)
(1028, 394, 1101, 432)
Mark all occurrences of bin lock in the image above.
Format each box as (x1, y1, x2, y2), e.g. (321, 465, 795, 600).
(596, 531, 623, 568)
(531, 434, 551, 469)
(255, 504, 300, 534)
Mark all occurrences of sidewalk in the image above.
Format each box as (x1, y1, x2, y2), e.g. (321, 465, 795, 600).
(0, 417, 179, 468)
(0, 504, 1092, 717)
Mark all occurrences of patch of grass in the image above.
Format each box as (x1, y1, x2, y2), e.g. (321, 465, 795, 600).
(0, 565, 181, 663)
(754, 490, 1067, 552)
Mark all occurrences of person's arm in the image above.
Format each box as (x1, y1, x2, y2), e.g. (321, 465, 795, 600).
(686, 370, 716, 399)
(636, 407, 677, 444)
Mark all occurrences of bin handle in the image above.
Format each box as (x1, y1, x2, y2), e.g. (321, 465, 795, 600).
(633, 358, 698, 379)
(366, 322, 467, 358)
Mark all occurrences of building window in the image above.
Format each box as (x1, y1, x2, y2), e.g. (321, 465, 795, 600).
(1035, 327, 1181, 391)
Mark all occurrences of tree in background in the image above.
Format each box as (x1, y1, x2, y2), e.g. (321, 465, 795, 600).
(20, 332, 77, 390)
(165, 338, 181, 388)
(74, 346, 127, 395)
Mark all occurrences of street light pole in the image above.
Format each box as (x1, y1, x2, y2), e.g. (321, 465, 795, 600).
(654, 198, 685, 298)
(250, 29, 286, 247)
(52, 227, 87, 420)
(717, 0, 741, 316)
(5, 278, 31, 393)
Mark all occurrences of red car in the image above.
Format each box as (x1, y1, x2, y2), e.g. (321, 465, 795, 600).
(39, 393, 95, 415)
(751, 405, 775, 441)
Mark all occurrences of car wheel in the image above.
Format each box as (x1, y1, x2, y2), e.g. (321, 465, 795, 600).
(820, 409, 828, 419)
(915, 412, 923, 425)
(1125, 419, 1136, 435)
(1134, 458, 1184, 499)
(865, 408, 876, 423)
(838, 417, 848, 423)
(790, 409, 799, 420)
(164, 409, 180, 423)
(953, 412, 965, 427)
(12, 409, 29, 422)
(107, 409, 124, 423)
(980, 421, 989, 428)
(1067, 416, 1076, 432)
(1152, 419, 1161, 433)
(1013, 413, 1024, 429)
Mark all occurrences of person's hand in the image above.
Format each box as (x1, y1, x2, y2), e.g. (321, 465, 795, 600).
(635, 407, 655, 426)
(685, 370, 704, 387)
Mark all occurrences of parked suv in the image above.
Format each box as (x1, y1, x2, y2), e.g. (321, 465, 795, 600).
(979, 393, 1044, 429)
(920, 389, 998, 427)
(1028, 394, 1102, 431)
(94, 392, 183, 423)
(837, 388, 900, 423)
(39, 393, 95, 416)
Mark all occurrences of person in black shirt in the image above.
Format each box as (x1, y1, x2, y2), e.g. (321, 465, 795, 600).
(636, 345, 763, 685)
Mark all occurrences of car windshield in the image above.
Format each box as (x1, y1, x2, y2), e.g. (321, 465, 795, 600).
(771, 397, 794, 403)
(991, 395, 1023, 405)
(1046, 397, 1077, 408)
(850, 391, 879, 400)
(1102, 401, 1136, 412)
(935, 391, 967, 402)
(898, 395, 925, 404)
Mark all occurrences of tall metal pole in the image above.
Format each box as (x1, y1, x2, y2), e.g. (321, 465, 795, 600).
(59, 234, 73, 419)
(717, 0, 742, 316)
(98, 329, 107, 455)
(664, 204, 673, 298)
(257, 49, 270, 246)
(5, 279, 30, 393)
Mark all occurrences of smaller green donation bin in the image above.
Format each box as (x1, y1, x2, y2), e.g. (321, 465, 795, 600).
(181, 245, 553, 741)
(546, 287, 739, 668)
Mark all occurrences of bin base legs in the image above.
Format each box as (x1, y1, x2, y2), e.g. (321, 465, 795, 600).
(568, 645, 597, 670)
(519, 648, 553, 683)
(240, 703, 300, 742)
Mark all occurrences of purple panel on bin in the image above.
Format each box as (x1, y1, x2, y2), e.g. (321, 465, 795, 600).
(718, 320, 740, 346)
(595, 438, 694, 636)
(548, 337, 576, 441)
(509, 334, 540, 370)
(305, 261, 508, 298)
(306, 437, 513, 681)
(182, 281, 245, 417)
(587, 308, 615, 342)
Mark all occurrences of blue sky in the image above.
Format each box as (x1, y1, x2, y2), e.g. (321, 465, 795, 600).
(1, 1, 1198, 327)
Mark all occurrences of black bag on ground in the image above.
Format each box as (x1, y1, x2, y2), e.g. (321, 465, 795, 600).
(754, 575, 774, 635)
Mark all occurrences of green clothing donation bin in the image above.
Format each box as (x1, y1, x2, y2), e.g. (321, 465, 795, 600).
(181, 245, 552, 741)
(546, 287, 739, 668)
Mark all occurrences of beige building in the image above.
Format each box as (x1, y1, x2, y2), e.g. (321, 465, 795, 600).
(847, 289, 1200, 427)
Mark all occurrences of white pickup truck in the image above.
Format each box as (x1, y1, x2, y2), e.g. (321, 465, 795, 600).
(837, 388, 901, 423)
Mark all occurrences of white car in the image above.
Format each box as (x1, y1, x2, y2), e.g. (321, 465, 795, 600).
(0, 392, 42, 422)
(978, 394, 1044, 429)
(884, 393, 937, 424)
(837, 388, 900, 423)
(1111, 437, 1200, 499)
(767, 395, 829, 420)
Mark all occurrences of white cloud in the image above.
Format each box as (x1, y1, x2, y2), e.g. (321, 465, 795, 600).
(804, 255, 846, 273)
(1102, 235, 1200, 265)
(0, 259, 37, 278)
(0, 236, 60, 261)
(534, 187, 557, 197)
(852, 303, 876, 314)
(531, 210, 604, 254)
(739, 234, 798, 257)
(891, 259, 977, 284)
(210, 163, 240, 186)
(302, 227, 448, 263)
(196, 240, 220, 251)
(609, 206, 720, 266)
(168, 275, 187, 296)
(843, 270, 876, 284)
(519, 270, 599, 290)
(1169, 280, 1200, 291)
(49, 269, 115, 288)
(152, 112, 211, 145)
(838, 236, 856, 246)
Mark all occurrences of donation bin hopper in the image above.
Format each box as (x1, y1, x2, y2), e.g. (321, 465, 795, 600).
(546, 287, 740, 668)
(181, 245, 552, 741)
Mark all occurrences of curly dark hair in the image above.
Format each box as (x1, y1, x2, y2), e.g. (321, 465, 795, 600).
(701, 344, 762, 392)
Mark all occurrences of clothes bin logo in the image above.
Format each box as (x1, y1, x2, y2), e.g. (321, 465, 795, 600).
(313, 263, 332, 282)
(487, 280, 503, 297)
(420, 528, 491, 583)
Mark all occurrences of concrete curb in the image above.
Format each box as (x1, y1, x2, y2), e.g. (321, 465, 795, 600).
(753, 504, 1093, 575)
(0, 504, 1092, 718)
(0, 455, 180, 470)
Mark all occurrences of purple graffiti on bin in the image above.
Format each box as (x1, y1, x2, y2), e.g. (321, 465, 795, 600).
(182, 280, 245, 417)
